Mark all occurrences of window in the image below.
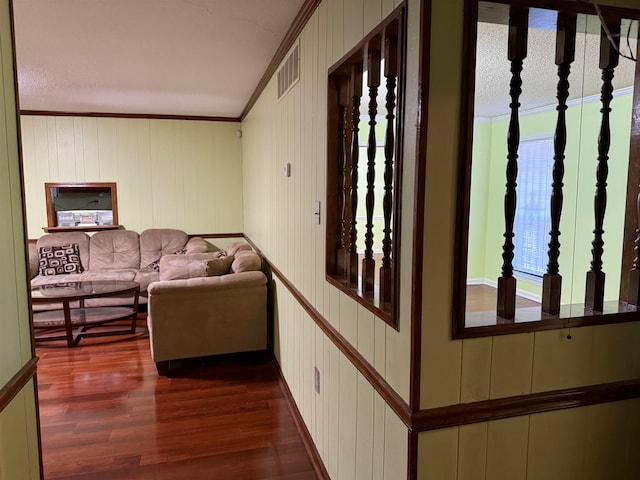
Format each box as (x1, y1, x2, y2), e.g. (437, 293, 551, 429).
(325, 5, 405, 328)
(44, 182, 120, 232)
(513, 136, 553, 278)
(453, 0, 640, 337)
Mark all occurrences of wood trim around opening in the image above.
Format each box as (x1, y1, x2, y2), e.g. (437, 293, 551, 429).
(0, 357, 38, 413)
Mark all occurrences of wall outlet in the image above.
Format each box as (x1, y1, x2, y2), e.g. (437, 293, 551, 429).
(314, 200, 321, 225)
(314, 366, 320, 394)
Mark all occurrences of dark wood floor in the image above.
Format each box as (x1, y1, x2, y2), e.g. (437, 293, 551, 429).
(36, 316, 318, 480)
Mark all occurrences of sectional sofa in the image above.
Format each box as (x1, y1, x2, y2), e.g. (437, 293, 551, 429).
(28, 228, 268, 374)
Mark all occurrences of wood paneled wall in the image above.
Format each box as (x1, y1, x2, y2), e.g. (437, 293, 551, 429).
(0, 0, 41, 477)
(20, 116, 244, 238)
(242, 0, 413, 478)
(418, 398, 640, 479)
(417, 0, 640, 477)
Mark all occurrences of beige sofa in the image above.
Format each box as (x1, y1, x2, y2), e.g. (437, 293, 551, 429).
(147, 241, 267, 376)
(29, 228, 209, 305)
(29, 229, 268, 375)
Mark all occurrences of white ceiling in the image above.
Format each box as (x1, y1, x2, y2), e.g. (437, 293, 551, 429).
(12, 0, 305, 118)
(11, 1, 638, 120)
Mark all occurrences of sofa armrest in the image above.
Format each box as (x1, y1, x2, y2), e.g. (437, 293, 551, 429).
(147, 271, 268, 364)
(185, 236, 208, 254)
(28, 242, 40, 279)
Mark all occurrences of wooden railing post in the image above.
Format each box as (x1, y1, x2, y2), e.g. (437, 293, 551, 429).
(335, 77, 349, 277)
(585, 17, 620, 312)
(362, 43, 381, 294)
(628, 188, 640, 305)
(380, 33, 398, 304)
(347, 61, 363, 287)
(542, 11, 576, 315)
(497, 5, 528, 320)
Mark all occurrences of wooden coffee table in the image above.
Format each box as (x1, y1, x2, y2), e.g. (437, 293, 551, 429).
(31, 280, 140, 347)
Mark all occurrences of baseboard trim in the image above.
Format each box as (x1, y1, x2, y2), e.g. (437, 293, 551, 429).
(0, 356, 38, 413)
(273, 354, 331, 480)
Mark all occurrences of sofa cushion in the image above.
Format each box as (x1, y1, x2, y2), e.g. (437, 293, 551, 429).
(231, 251, 261, 273)
(31, 272, 87, 286)
(206, 256, 235, 276)
(89, 230, 141, 270)
(38, 244, 84, 276)
(224, 242, 253, 256)
(140, 229, 189, 268)
(81, 269, 137, 282)
(185, 236, 209, 255)
(159, 253, 233, 281)
(36, 231, 90, 272)
(134, 268, 160, 292)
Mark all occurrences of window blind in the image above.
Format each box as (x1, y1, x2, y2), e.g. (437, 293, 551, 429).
(513, 136, 554, 277)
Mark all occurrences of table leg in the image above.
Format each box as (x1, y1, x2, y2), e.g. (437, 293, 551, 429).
(62, 300, 75, 347)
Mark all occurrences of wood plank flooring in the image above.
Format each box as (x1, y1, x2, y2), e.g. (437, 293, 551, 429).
(36, 316, 318, 480)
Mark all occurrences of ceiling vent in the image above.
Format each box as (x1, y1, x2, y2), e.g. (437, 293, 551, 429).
(277, 43, 299, 100)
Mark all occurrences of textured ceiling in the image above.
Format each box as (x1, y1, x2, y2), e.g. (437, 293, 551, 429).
(12, 0, 305, 118)
(475, 18, 638, 118)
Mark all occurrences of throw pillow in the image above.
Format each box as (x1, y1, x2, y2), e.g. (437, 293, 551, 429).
(231, 251, 261, 273)
(206, 255, 234, 277)
(145, 259, 161, 272)
(39, 244, 84, 276)
(145, 248, 187, 272)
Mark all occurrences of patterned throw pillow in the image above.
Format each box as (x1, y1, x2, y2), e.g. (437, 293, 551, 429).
(39, 244, 84, 276)
(146, 247, 188, 272)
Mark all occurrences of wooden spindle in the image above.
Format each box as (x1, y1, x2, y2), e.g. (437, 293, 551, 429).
(542, 11, 576, 315)
(362, 44, 381, 294)
(628, 188, 640, 305)
(497, 6, 528, 320)
(347, 61, 363, 287)
(336, 77, 349, 276)
(380, 33, 398, 304)
(585, 17, 620, 312)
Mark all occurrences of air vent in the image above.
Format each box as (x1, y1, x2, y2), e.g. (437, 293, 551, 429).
(277, 43, 299, 100)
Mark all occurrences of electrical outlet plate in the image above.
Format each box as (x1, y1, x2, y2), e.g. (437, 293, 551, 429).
(314, 200, 321, 225)
(314, 366, 320, 394)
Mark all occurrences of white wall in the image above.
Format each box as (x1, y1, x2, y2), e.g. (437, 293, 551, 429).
(20, 116, 244, 238)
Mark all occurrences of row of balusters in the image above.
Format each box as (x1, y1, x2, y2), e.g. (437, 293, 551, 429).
(497, 6, 640, 319)
(331, 30, 400, 305)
